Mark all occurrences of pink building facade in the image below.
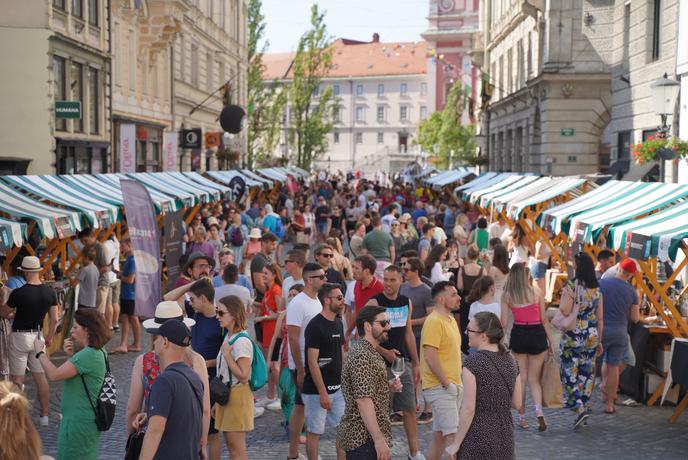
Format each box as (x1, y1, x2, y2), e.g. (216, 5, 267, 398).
(422, 0, 479, 124)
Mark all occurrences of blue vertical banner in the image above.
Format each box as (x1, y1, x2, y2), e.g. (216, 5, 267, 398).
(120, 179, 161, 318)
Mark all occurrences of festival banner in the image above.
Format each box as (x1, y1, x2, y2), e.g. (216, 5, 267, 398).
(163, 132, 178, 172)
(164, 211, 184, 289)
(121, 179, 160, 318)
(119, 123, 136, 173)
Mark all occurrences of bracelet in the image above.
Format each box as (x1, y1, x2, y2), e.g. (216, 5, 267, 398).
(35, 350, 45, 359)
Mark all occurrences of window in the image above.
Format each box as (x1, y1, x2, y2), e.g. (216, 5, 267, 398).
(377, 132, 384, 144)
(53, 0, 65, 11)
(57, 144, 106, 174)
(333, 107, 341, 123)
(507, 48, 513, 93)
(650, 0, 662, 61)
(191, 45, 199, 86)
(356, 106, 364, 122)
(623, 4, 631, 71)
(88, 67, 99, 134)
(377, 84, 384, 97)
(355, 133, 363, 144)
(71, 62, 83, 132)
(313, 85, 319, 97)
(333, 84, 340, 96)
(88, 0, 98, 26)
(399, 105, 408, 121)
(400, 83, 407, 96)
(356, 84, 363, 96)
(420, 82, 427, 96)
(129, 32, 137, 89)
(72, 0, 83, 19)
(334, 132, 339, 144)
(206, 53, 214, 91)
(53, 55, 66, 131)
(377, 106, 384, 122)
(420, 106, 427, 120)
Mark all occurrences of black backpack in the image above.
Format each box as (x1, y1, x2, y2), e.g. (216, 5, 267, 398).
(230, 226, 244, 246)
(81, 350, 116, 431)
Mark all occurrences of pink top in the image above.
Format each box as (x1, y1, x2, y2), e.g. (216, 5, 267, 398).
(512, 303, 541, 325)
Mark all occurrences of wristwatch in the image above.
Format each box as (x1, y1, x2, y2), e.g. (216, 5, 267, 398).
(35, 350, 45, 359)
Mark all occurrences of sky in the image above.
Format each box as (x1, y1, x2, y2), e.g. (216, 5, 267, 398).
(261, 0, 429, 53)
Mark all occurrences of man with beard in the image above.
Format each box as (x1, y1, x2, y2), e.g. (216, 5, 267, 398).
(420, 281, 463, 460)
(302, 283, 346, 460)
(337, 306, 400, 460)
(164, 252, 215, 317)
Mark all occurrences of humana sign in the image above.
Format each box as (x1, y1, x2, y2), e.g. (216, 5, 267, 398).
(55, 101, 81, 119)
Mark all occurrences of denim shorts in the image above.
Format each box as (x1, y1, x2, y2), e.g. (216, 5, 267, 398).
(530, 261, 548, 280)
(602, 328, 629, 365)
(302, 389, 345, 435)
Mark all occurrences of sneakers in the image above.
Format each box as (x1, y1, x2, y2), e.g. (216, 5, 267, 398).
(417, 412, 433, 425)
(254, 406, 265, 418)
(267, 398, 282, 411)
(573, 412, 589, 430)
(256, 397, 279, 408)
(409, 452, 427, 460)
(390, 412, 404, 426)
(286, 455, 307, 460)
(39, 415, 49, 427)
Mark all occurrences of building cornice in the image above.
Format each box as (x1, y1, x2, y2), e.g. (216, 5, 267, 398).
(266, 73, 427, 85)
(49, 33, 111, 59)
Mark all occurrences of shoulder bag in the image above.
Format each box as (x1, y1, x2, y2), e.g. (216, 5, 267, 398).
(551, 284, 580, 332)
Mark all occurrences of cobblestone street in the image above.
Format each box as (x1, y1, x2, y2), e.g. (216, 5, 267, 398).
(27, 331, 688, 460)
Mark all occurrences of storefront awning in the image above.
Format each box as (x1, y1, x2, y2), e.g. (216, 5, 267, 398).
(180, 172, 230, 197)
(96, 174, 180, 212)
(241, 169, 274, 188)
(3, 175, 120, 228)
(425, 169, 474, 188)
(257, 168, 288, 183)
(478, 175, 542, 209)
(206, 170, 264, 188)
(490, 177, 559, 212)
(464, 174, 524, 204)
(506, 177, 588, 219)
(453, 172, 497, 194)
(569, 182, 688, 243)
(0, 180, 81, 239)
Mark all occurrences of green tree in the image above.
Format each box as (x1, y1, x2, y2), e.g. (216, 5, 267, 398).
(286, 4, 338, 169)
(246, 0, 285, 168)
(415, 81, 477, 168)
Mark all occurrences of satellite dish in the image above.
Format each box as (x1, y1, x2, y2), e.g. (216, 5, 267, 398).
(220, 105, 246, 134)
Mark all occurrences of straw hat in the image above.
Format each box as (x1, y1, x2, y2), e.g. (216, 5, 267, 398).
(18, 256, 41, 272)
(142, 301, 196, 333)
(398, 213, 412, 223)
(249, 228, 262, 239)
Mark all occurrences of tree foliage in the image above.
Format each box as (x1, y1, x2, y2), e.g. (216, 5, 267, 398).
(286, 5, 338, 170)
(415, 81, 477, 169)
(246, 0, 285, 168)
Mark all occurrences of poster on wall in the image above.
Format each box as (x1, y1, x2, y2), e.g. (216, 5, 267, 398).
(163, 132, 178, 172)
(625, 232, 652, 261)
(119, 123, 136, 173)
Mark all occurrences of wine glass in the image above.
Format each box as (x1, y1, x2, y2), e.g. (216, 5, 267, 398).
(391, 357, 404, 392)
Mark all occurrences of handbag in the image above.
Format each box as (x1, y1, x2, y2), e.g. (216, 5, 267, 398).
(124, 430, 145, 460)
(552, 284, 580, 332)
(210, 351, 230, 405)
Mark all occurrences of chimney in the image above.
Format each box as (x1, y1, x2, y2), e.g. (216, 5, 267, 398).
(372, 33, 380, 43)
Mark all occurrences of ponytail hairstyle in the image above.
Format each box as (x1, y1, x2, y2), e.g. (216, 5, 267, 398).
(0, 381, 42, 460)
(467, 275, 495, 304)
(473, 311, 508, 354)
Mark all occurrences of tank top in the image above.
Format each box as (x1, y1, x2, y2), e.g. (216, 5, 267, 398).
(460, 266, 484, 297)
(512, 303, 541, 325)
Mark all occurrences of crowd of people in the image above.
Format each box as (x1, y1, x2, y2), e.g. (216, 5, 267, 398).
(0, 171, 644, 460)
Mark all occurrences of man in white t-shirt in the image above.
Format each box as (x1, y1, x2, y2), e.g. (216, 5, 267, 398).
(282, 249, 306, 301)
(286, 262, 326, 460)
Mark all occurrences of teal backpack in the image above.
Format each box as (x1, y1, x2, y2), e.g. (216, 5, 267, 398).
(228, 331, 268, 391)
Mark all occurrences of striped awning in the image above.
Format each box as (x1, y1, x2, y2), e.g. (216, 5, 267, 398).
(478, 176, 543, 209)
(257, 168, 288, 183)
(505, 177, 588, 219)
(0, 217, 26, 248)
(454, 172, 497, 193)
(425, 169, 474, 188)
(3, 175, 120, 228)
(241, 169, 274, 187)
(465, 174, 525, 204)
(0, 180, 81, 239)
(206, 170, 264, 188)
(96, 174, 180, 212)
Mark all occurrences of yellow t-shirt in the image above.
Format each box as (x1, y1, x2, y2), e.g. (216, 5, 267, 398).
(420, 311, 462, 389)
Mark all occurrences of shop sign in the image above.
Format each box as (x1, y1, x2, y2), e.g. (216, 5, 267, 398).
(560, 128, 575, 137)
(119, 123, 136, 173)
(228, 176, 246, 203)
(205, 132, 221, 148)
(163, 132, 178, 172)
(181, 129, 202, 148)
(55, 101, 81, 119)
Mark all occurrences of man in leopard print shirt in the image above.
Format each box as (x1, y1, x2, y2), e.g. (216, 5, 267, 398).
(337, 305, 401, 459)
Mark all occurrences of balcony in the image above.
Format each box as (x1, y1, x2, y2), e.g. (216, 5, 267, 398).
(138, 0, 188, 60)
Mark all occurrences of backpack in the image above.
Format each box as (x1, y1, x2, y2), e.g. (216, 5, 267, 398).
(230, 226, 244, 247)
(228, 331, 268, 391)
(81, 350, 116, 431)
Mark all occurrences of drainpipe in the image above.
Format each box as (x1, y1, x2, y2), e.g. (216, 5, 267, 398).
(107, 0, 113, 172)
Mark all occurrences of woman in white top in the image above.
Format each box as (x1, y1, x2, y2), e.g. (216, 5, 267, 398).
(466, 275, 501, 320)
(530, 232, 552, 293)
(425, 244, 452, 284)
(453, 214, 470, 259)
(215, 295, 254, 460)
(508, 225, 529, 268)
(488, 244, 510, 305)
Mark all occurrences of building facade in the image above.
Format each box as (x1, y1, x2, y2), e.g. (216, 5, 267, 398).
(263, 36, 430, 176)
(422, 0, 479, 122)
(678, 0, 688, 182)
(0, 0, 111, 175)
(474, 0, 613, 175)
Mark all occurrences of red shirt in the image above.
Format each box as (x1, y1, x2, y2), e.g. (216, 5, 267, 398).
(353, 277, 384, 315)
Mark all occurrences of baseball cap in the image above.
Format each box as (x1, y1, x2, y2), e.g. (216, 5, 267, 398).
(619, 259, 637, 274)
(157, 319, 192, 347)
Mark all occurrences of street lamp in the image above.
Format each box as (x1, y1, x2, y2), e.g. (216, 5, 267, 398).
(650, 73, 680, 136)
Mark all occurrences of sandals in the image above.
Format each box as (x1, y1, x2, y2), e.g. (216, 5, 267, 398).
(517, 415, 529, 429)
(537, 415, 547, 432)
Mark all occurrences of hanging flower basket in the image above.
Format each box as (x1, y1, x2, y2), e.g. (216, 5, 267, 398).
(632, 136, 688, 164)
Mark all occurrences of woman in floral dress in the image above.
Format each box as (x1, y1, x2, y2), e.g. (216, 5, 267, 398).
(559, 252, 604, 429)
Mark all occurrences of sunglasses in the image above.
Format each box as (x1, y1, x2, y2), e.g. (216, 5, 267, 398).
(374, 320, 390, 327)
(215, 309, 227, 317)
(329, 295, 344, 301)
(308, 274, 326, 280)
(318, 253, 334, 258)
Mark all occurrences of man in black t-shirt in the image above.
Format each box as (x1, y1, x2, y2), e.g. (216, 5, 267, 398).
(365, 264, 423, 460)
(314, 196, 330, 242)
(302, 283, 346, 460)
(1, 256, 58, 426)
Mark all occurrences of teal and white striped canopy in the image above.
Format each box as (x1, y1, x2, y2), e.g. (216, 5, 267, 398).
(206, 170, 264, 188)
(478, 175, 541, 209)
(0, 217, 26, 248)
(465, 174, 525, 204)
(506, 177, 588, 219)
(454, 172, 497, 194)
